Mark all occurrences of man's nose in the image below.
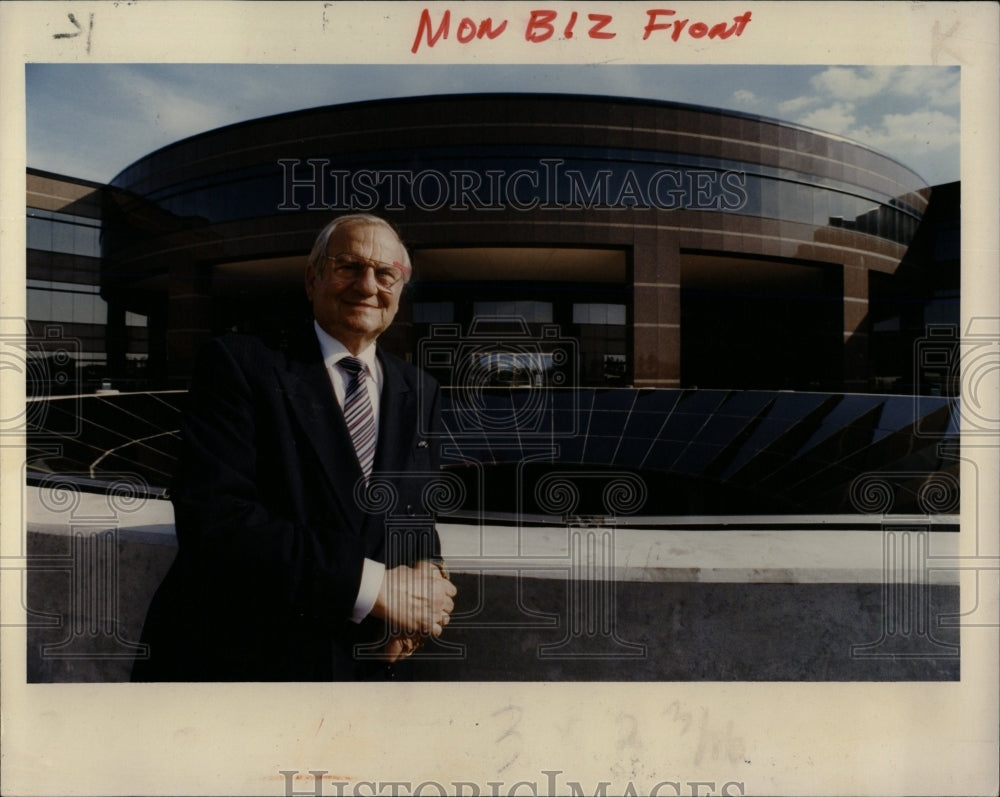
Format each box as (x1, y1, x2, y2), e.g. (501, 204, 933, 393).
(354, 265, 380, 294)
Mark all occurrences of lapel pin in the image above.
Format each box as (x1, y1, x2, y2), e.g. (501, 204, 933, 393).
(417, 440, 429, 448)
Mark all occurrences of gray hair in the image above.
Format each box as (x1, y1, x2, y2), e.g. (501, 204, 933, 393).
(307, 213, 411, 280)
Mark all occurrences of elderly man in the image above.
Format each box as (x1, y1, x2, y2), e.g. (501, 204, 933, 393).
(134, 213, 456, 681)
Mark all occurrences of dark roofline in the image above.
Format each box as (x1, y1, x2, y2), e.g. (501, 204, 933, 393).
(27, 166, 107, 191)
(110, 91, 927, 186)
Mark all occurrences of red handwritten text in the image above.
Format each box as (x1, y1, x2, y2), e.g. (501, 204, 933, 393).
(410, 8, 754, 53)
(525, 10, 616, 42)
(411, 8, 508, 53)
(642, 9, 752, 41)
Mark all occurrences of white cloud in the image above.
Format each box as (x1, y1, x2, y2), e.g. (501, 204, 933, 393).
(777, 95, 817, 115)
(887, 67, 960, 107)
(26, 64, 961, 186)
(855, 110, 960, 155)
(798, 102, 857, 136)
(810, 66, 959, 107)
(811, 66, 891, 101)
(779, 66, 959, 182)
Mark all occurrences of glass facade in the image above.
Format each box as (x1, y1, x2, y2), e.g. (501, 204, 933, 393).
(26, 209, 101, 258)
(109, 145, 923, 249)
(572, 303, 628, 386)
(413, 301, 455, 324)
(27, 173, 150, 393)
(413, 282, 631, 388)
(27, 386, 958, 518)
(95, 94, 946, 393)
(23, 98, 961, 531)
(473, 300, 553, 322)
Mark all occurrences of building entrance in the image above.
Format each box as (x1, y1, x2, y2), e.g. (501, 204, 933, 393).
(680, 253, 843, 391)
(410, 247, 630, 389)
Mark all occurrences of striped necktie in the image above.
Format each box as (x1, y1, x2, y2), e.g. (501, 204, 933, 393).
(338, 357, 376, 479)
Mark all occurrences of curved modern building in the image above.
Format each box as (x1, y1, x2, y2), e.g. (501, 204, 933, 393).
(26, 95, 962, 683)
(99, 93, 940, 393)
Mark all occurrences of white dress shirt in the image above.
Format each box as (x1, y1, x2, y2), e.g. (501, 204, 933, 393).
(313, 320, 385, 624)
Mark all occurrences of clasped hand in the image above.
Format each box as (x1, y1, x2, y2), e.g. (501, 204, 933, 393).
(370, 560, 457, 662)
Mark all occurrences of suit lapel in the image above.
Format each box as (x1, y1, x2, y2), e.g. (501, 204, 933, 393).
(277, 330, 367, 531)
(374, 351, 418, 476)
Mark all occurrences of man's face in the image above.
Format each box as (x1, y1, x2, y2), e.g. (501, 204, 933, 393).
(306, 221, 408, 354)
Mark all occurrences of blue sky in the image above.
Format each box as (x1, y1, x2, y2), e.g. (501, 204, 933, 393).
(26, 63, 960, 185)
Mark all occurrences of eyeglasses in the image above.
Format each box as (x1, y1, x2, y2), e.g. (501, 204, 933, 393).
(324, 253, 408, 289)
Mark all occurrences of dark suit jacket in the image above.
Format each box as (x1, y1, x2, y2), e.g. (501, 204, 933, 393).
(133, 328, 442, 681)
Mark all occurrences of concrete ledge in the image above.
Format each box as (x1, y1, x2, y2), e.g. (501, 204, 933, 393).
(440, 524, 961, 585)
(24, 484, 177, 544)
(24, 487, 961, 583)
(23, 486, 961, 682)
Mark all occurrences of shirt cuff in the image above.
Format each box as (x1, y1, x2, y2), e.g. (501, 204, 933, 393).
(350, 558, 385, 623)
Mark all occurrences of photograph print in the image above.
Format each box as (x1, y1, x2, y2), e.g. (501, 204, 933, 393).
(24, 61, 962, 683)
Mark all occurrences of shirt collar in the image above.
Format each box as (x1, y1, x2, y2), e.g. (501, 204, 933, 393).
(313, 320, 379, 374)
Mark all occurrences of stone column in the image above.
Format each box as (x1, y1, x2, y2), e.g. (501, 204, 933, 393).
(103, 290, 127, 386)
(631, 228, 681, 388)
(146, 299, 169, 390)
(166, 259, 213, 389)
(843, 264, 870, 392)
